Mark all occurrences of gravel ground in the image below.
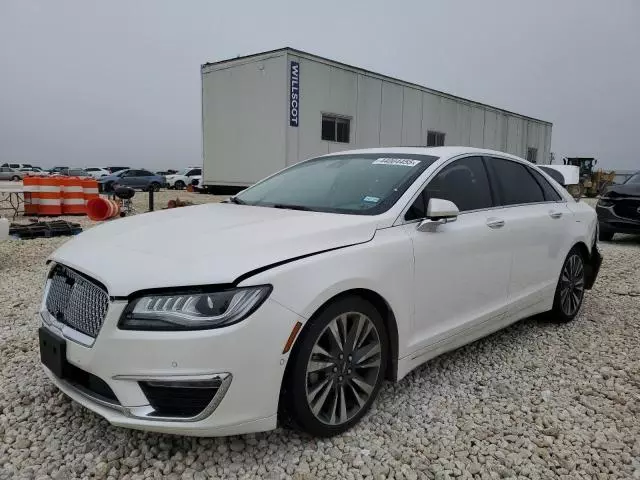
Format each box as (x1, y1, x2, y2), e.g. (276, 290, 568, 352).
(1, 194, 639, 479)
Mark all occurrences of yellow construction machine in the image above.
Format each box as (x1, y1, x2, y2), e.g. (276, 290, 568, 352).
(562, 157, 615, 197)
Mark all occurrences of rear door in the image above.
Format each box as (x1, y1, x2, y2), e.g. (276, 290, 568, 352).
(138, 170, 155, 188)
(403, 156, 513, 351)
(116, 170, 135, 187)
(485, 156, 568, 308)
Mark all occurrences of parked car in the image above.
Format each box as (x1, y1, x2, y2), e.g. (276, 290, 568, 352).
(105, 166, 130, 174)
(165, 167, 202, 189)
(98, 169, 165, 192)
(56, 168, 90, 177)
(19, 167, 49, 176)
(156, 169, 179, 176)
(0, 167, 23, 181)
(2, 162, 33, 169)
(48, 166, 69, 175)
(84, 167, 110, 179)
(596, 171, 640, 241)
(38, 147, 601, 437)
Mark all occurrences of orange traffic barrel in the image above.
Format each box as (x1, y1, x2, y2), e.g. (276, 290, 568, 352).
(38, 177, 62, 216)
(86, 197, 120, 221)
(23, 176, 40, 216)
(81, 178, 99, 206)
(61, 177, 86, 215)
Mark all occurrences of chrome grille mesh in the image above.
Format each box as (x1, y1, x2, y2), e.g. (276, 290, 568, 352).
(45, 265, 109, 338)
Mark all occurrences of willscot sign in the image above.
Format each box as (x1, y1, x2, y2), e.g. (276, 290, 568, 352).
(289, 61, 300, 127)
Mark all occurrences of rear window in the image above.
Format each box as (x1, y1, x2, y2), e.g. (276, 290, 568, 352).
(530, 169, 562, 201)
(488, 158, 545, 205)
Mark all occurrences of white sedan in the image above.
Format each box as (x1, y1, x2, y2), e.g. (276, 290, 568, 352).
(84, 167, 111, 179)
(38, 147, 601, 437)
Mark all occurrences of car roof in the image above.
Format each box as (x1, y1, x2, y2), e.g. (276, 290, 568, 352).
(323, 146, 527, 162)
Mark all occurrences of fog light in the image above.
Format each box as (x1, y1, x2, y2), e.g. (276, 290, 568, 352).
(139, 374, 231, 418)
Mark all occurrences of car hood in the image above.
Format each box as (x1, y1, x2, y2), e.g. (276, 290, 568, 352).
(50, 203, 379, 296)
(604, 184, 640, 198)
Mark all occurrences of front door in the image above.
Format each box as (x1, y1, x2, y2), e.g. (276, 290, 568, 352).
(402, 156, 513, 352)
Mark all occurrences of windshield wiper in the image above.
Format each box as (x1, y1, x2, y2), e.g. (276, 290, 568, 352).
(271, 203, 315, 212)
(226, 196, 245, 205)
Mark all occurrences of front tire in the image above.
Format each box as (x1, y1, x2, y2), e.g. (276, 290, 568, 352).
(550, 247, 586, 323)
(11, 175, 20, 181)
(148, 182, 161, 192)
(281, 296, 388, 437)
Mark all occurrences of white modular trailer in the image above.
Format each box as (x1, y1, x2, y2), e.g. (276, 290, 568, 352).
(201, 48, 552, 187)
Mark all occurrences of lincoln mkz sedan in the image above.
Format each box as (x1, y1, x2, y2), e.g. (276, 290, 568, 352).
(39, 147, 601, 437)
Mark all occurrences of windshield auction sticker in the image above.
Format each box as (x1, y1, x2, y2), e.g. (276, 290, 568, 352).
(372, 158, 421, 167)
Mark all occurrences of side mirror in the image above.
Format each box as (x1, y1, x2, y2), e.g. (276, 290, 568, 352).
(417, 198, 459, 231)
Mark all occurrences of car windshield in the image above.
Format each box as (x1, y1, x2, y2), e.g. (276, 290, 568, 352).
(177, 168, 191, 176)
(235, 154, 438, 215)
(624, 173, 640, 185)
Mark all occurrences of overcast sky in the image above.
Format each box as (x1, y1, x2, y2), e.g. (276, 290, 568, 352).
(1, 0, 638, 170)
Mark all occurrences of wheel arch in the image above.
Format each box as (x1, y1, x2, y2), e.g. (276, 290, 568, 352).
(282, 287, 400, 388)
(572, 241, 589, 260)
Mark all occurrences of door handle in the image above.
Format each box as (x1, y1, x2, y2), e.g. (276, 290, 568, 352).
(549, 210, 563, 219)
(486, 218, 505, 229)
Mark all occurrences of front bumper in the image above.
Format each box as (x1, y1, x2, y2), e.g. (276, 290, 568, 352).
(40, 298, 301, 436)
(596, 204, 640, 234)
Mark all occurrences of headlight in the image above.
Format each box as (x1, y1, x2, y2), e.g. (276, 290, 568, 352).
(597, 198, 614, 207)
(119, 286, 271, 331)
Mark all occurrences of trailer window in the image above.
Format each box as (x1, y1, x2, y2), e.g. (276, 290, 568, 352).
(321, 115, 350, 143)
(526, 147, 538, 164)
(426, 131, 446, 147)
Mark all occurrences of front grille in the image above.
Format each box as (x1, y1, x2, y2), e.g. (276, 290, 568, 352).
(613, 199, 640, 220)
(45, 264, 109, 338)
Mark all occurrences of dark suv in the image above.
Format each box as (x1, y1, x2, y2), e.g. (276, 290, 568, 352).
(596, 171, 640, 241)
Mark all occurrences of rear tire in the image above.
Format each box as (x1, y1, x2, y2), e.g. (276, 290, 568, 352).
(280, 296, 388, 437)
(11, 176, 20, 181)
(599, 230, 614, 242)
(550, 247, 586, 323)
(174, 180, 186, 190)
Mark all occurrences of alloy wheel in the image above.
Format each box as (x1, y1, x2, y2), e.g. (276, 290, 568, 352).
(559, 253, 585, 317)
(305, 312, 382, 425)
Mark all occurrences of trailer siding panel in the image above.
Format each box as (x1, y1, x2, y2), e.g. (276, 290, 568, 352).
(201, 53, 286, 186)
(380, 82, 403, 147)
(401, 87, 422, 146)
(355, 76, 382, 148)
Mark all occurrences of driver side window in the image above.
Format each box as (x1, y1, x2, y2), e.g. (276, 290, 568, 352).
(405, 156, 494, 220)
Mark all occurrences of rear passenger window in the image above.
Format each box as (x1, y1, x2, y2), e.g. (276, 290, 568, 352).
(405, 156, 493, 220)
(530, 169, 562, 201)
(489, 158, 545, 205)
